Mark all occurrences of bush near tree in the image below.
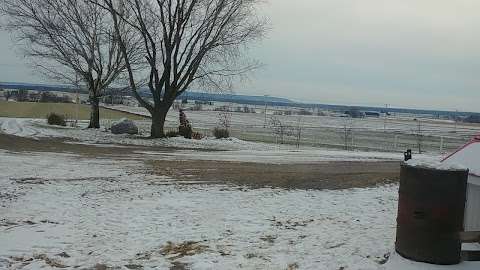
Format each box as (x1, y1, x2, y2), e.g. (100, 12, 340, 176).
(46, 113, 66, 126)
(213, 127, 230, 139)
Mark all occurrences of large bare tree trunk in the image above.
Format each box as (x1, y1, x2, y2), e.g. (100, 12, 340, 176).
(151, 107, 169, 138)
(88, 96, 100, 129)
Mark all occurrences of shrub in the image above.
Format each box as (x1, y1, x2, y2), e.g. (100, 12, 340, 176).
(192, 131, 204, 140)
(46, 113, 66, 126)
(179, 125, 193, 139)
(213, 127, 230, 139)
(166, 130, 180, 138)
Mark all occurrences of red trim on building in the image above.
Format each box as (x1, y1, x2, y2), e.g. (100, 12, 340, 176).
(442, 140, 475, 162)
(442, 134, 480, 177)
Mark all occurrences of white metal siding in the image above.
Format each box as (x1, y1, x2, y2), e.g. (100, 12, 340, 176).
(465, 176, 480, 231)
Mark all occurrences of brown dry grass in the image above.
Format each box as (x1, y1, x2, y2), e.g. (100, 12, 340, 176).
(0, 101, 146, 120)
(161, 241, 208, 260)
(10, 254, 67, 268)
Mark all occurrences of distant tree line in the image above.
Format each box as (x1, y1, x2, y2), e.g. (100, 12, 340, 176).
(464, 115, 480, 124)
(40, 92, 73, 103)
(2, 90, 72, 103)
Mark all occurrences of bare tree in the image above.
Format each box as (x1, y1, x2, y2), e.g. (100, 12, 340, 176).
(16, 90, 29, 102)
(343, 117, 354, 151)
(101, 0, 267, 138)
(415, 119, 423, 154)
(4, 90, 13, 101)
(217, 107, 232, 129)
(1, 0, 138, 128)
(269, 115, 301, 145)
(294, 117, 303, 149)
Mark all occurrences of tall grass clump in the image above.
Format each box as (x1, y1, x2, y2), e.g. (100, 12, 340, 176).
(213, 127, 230, 139)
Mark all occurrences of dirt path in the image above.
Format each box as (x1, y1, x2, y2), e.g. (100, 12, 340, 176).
(0, 133, 400, 190)
(0, 133, 179, 157)
(147, 159, 400, 190)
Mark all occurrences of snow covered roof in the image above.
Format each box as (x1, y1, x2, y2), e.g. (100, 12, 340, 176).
(443, 135, 480, 177)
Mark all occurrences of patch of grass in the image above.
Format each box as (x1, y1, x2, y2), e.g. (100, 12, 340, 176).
(161, 241, 208, 259)
(0, 101, 146, 120)
(124, 264, 143, 270)
(165, 130, 180, 138)
(212, 127, 230, 139)
(287, 263, 299, 270)
(260, 235, 277, 244)
(192, 131, 204, 140)
(244, 253, 258, 259)
(169, 261, 189, 270)
(10, 254, 67, 269)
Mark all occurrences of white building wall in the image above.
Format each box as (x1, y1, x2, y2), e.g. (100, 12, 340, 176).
(465, 175, 480, 231)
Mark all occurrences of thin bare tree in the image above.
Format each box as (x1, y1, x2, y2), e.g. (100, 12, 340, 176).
(1, 0, 139, 128)
(101, 0, 267, 138)
(3, 90, 13, 101)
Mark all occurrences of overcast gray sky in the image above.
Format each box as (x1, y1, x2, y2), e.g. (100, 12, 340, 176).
(1, 0, 480, 112)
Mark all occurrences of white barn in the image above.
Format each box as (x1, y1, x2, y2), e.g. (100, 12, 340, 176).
(442, 134, 480, 231)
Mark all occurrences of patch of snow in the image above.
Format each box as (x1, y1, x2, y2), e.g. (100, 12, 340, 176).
(406, 158, 468, 172)
(0, 150, 401, 270)
(0, 118, 64, 139)
(150, 136, 280, 151)
(386, 251, 480, 270)
(139, 148, 414, 164)
(0, 117, 281, 151)
(0, 150, 138, 181)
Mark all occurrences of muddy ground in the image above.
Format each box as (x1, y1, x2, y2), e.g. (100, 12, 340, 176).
(0, 133, 179, 157)
(0, 134, 400, 190)
(147, 160, 399, 190)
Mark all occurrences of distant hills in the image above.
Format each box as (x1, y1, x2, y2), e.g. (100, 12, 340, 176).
(1, 81, 479, 118)
(0, 82, 77, 93)
(0, 81, 291, 104)
(178, 92, 293, 105)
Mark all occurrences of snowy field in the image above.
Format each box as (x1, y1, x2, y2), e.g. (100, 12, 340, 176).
(0, 150, 398, 270)
(0, 117, 440, 163)
(1, 116, 479, 269)
(1, 149, 477, 269)
(102, 105, 480, 154)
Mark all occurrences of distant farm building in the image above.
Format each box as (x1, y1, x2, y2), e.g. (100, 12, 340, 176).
(464, 114, 480, 124)
(364, 111, 381, 118)
(344, 108, 366, 118)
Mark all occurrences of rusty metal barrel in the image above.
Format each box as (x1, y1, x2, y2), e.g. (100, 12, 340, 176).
(395, 162, 469, 265)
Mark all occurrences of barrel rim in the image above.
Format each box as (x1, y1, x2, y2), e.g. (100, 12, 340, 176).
(401, 162, 469, 173)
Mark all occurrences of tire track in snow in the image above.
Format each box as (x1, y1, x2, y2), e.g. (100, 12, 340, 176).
(0, 118, 55, 138)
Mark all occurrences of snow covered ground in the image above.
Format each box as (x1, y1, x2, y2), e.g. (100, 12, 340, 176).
(0, 118, 63, 138)
(99, 104, 480, 154)
(0, 117, 439, 163)
(139, 148, 406, 164)
(102, 105, 480, 137)
(0, 117, 279, 151)
(1, 118, 479, 269)
(386, 251, 480, 270)
(2, 150, 476, 269)
(0, 150, 398, 270)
